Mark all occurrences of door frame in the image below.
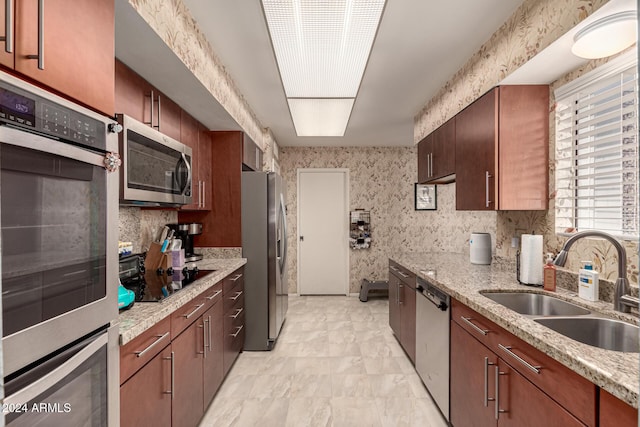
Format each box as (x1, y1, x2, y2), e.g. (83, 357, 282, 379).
(296, 168, 350, 296)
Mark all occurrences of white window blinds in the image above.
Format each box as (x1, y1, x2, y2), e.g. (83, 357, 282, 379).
(555, 53, 638, 240)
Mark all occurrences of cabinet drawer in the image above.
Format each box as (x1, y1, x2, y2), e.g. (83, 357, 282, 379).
(224, 294, 245, 331)
(171, 297, 208, 339)
(389, 260, 415, 288)
(452, 299, 597, 426)
(120, 316, 171, 385)
(223, 268, 244, 294)
(224, 279, 244, 313)
(200, 281, 223, 311)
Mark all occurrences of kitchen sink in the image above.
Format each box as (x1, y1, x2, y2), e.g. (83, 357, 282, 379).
(482, 292, 591, 316)
(534, 317, 639, 353)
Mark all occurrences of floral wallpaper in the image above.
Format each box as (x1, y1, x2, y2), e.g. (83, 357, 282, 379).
(280, 147, 496, 294)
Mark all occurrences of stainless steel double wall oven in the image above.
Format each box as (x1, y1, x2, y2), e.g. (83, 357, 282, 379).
(0, 70, 119, 426)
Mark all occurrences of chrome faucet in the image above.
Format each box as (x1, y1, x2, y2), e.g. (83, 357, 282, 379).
(553, 230, 638, 313)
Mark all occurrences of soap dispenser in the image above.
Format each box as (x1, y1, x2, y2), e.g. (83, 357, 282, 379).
(578, 261, 599, 302)
(543, 253, 556, 292)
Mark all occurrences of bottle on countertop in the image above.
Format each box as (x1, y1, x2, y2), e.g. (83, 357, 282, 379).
(543, 253, 556, 292)
(578, 261, 599, 302)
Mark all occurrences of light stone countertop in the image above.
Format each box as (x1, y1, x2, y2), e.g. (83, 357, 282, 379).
(391, 252, 639, 408)
(118, 258, 246, 346)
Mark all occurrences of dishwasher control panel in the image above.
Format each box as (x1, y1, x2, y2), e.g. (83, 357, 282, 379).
(417, 277, 449, 311)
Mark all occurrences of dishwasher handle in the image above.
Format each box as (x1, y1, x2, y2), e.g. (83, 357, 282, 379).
(417, 284, 449, 311)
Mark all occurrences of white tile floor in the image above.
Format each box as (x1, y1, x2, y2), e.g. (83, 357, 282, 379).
(199, 295, 448, 427)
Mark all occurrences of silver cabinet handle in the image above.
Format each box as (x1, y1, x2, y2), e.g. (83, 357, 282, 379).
(485, 171, 493, 208)
(230, 308, 243, 319)
(397, 271, 409, 279)
(183, 303, 205, 319)
(398, 284, 404, 305)
(156, 94, 162, 131)
(145, 90, 154, 127)
(230, 273, 243, 282)
(495, 365, 507, 420)
(198, 322, 205, 356)
(205, 290, 222, 301)
(230, 325, 244, 338)
(206, 315, 212, 352)
(201, 180, 206, 208)
(460, 316, 489, 336)
(484, 357, 496, 407)
(498, 344, 541, 374)
(162, 351, 174, 399)
(26, 0, 44, 69)
(134, 332, 170, 358)
(1, 0, 13, 53)
(390, 265, 399, 272)
(230, 290, 243, 301)
(429, 152, 433, 178)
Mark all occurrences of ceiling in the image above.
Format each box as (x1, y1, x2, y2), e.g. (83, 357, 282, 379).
(116, 0, 636, 148)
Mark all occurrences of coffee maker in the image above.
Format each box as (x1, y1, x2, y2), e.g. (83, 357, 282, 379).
(167, 223, 203, 262)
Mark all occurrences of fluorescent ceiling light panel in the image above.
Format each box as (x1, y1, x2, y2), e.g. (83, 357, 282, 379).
(262, 0, 386, 98)
(288, 98, 354, 136)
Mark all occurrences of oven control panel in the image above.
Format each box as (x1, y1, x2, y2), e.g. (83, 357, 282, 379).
(0, 80, 106, 151)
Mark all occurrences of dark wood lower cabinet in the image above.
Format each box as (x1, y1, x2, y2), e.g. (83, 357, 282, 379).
(451, 322, 584, 427)
(223, 271, 245, 375)
(600, 390, 638, 427)
(172, 318, 205, 427)
(120, 346, 172, 427)
(388, 261, 416, 363)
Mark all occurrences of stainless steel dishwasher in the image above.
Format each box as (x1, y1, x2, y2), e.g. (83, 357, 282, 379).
(415, 276, 450, 422)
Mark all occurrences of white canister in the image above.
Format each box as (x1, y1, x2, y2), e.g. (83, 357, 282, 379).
(470, 232, 492, 265)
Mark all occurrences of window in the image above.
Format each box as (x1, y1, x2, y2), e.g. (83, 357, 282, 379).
(555, 52, 638, 240)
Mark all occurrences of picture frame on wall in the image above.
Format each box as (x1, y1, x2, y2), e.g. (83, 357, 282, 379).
(415, 183, 437, 210)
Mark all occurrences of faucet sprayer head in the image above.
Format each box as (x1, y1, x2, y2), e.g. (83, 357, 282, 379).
(553, 250, 568, 267)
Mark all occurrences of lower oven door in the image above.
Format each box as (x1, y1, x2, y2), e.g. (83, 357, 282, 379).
(3, 324, 119, 426)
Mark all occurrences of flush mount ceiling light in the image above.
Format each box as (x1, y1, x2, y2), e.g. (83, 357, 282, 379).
(571, 11, 637, 59)
(262, 0, 386, 136)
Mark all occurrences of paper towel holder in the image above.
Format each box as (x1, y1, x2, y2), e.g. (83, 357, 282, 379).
(516, 250, 543, 287)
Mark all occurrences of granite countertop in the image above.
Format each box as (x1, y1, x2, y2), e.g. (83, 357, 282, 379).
(391, 252, 639, 408)
(118, 258, 246, 346)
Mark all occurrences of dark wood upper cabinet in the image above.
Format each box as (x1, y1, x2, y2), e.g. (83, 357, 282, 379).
(455, 85, 549, 211)
(180, 111, 212, 211)
(418, 118, 455, 184)
(180, 131, 243, 247)
(6, 0, 115, 116)
(115, 61, 153, 124)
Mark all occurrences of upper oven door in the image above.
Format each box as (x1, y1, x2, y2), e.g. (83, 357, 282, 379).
(117, 114, 192, 206)
(0, 125, 118, 376)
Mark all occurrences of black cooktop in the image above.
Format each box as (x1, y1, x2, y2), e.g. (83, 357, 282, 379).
(123, 269, 216, 302)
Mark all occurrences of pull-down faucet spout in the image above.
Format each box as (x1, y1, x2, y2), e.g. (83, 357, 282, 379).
(553, 230, 637, 313)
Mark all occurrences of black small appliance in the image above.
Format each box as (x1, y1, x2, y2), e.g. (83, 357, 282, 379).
(167, 223, 203, 262)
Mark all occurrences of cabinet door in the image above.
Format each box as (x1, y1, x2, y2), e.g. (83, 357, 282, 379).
(450, 321, 497, 427)
(600, 390, 637, 427)
(203, 301, 224, 407)
(223, 281, 244, 376)
(497, 359, 584, 427)
(0, 0, 13, 68)
(455, 88, 497, 210)
(15, 0, 115, 115)
(432, 117, 455, 180)
(417, 134, 432, 184)
(115, 60, 154, 123)
(120, 346, 172, 427)
(158, 93, 181, 141)
(180, 111, 201, 211)
(400, 283, 416, 363)
(388, 272, 401, 337)
(172, 318, 205, 427)
(198, 123, 212, 211)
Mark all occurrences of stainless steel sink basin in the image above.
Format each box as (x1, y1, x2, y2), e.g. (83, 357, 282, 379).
(535, 317, 639, 352)
(482, 292, 591, 316)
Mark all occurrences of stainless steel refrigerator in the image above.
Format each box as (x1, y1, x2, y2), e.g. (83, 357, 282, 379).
(242, 171, 288, 350)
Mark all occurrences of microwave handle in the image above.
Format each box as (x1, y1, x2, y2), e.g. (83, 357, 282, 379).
(176, 153, 192, 196)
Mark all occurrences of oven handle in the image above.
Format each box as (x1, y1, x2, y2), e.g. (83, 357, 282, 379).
(4, 332, 108, 407)
(0, 124, 106, 167)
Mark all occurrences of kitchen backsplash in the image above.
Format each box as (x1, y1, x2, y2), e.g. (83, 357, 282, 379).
(119, 207, 177, 254)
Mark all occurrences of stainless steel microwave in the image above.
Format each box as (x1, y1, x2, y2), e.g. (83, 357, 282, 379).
(117, 114, 192, 206)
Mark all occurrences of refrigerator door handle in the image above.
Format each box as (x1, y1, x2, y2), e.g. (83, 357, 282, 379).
(279, 193, 288, 274)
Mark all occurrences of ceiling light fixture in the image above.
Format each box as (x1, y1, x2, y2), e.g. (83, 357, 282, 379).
(262, 0, 386, 136)
(571, 11, 637, 59)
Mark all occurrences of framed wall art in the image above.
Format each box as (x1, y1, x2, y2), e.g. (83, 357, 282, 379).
(415, 183, 437, 210)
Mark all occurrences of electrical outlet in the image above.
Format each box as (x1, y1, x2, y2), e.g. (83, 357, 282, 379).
(511, 237, 520, 248)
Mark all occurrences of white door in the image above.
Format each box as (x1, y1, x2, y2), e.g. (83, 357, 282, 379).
(298, 169, 349, 295)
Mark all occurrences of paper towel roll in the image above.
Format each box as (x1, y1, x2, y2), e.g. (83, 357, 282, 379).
(520, 234, 543, 285)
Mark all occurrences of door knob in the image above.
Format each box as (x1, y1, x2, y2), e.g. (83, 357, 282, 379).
(300, 236, 304, 241)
